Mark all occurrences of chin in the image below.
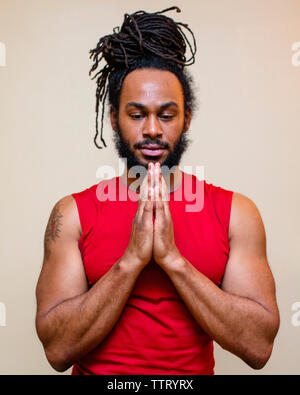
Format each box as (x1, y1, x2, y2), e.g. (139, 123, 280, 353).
(141, 152, 168, 164)
(134, 154, 159, 166)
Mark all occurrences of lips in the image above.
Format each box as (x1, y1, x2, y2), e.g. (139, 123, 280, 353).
(140, 144, 166, 157)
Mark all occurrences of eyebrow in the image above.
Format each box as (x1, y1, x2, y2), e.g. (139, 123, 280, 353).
(125, 101, 179, 110)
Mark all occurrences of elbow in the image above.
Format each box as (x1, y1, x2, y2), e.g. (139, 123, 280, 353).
(243, 314, 280, 370)
(221, 334, 277, 371)
(45, 346, 73, 373)
(246, 351, 271, 370)
(246, 359, 267, 370)
(249, 315, 280, 370)
(244, 343, 273, 370)
(36, 316, 74, 373)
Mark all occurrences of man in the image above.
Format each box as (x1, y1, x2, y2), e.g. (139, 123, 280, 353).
(35, 7, 280, 375)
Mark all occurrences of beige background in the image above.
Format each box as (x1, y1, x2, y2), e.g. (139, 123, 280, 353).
(0, 0, 299, 374)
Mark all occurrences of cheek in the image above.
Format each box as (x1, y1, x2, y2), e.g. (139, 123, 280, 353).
(166, 117, 185, 138)
(117, 115, 133, 136)
(117, 116, 143, 146)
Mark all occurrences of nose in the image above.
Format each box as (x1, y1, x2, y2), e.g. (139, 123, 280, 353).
(142, 114, 163, 140)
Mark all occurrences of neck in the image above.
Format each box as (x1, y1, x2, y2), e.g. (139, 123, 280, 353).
(123, 164, 182, 194)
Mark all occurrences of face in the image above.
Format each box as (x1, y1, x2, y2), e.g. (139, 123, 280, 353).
(111, 68, 191, 170)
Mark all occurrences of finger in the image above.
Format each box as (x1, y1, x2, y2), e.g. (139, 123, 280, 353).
(137, 168, 151, 223)
(161, 173, 169, 204)
(139, 163, 154, 220)
(159, 171, 162, 201)
(152, 163, 163, 214)
(138, 174, 148, 212)
(139, 162, 153, 203)
(154, 162, 160, 201)
(148, 162, 155, 201)
(159, 175, 170, 220)
(142, 185, 154, 221)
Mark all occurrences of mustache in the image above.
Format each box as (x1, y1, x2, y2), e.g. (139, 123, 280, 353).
(134, 139, 169, 150)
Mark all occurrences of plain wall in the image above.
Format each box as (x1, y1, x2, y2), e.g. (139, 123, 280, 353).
(0, 0, 299, 374)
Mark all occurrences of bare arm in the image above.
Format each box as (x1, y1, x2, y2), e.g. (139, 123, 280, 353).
(153, 177, 280, 369)
(36, 170, 155, 372)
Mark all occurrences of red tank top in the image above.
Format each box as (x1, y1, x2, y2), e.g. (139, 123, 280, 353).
(71, 171, 233, 375)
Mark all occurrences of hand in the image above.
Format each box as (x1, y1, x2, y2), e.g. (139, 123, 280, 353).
(152, 163, 181, 268)
(123, 163, 155, 268)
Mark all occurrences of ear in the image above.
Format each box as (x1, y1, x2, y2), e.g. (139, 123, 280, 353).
(183, 109, 192, 132)
(110, 107, 118, 132)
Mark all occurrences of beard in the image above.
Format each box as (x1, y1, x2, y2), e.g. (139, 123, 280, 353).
(112, 122, 191, 172)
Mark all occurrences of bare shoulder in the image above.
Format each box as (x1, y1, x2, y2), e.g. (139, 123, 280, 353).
(46, 195, 81, 234)
(44, 195, 82, 260)
(228, 192, 266, 251)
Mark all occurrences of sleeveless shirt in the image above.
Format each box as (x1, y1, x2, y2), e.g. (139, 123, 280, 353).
(71, 171, 233, 375)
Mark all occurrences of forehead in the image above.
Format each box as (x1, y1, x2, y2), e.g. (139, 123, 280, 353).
(119, 68, 184, 107)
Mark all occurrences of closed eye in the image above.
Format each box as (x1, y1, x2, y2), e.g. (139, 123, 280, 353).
(159, 114, 175, 120)
(128, 113, 175, 120)
(129, 113, 144, 120)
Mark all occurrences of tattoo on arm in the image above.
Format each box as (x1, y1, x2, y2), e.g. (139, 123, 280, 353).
(44, 203, 63, 260)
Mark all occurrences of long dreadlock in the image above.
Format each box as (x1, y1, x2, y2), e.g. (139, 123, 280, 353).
(89, 6, 197, 149)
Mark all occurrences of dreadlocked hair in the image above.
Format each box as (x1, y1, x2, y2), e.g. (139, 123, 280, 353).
(89, 6, 197, 149)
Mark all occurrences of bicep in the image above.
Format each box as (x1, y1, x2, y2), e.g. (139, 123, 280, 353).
(221, 193, 278, 316)
(36, 196, 88, 320)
